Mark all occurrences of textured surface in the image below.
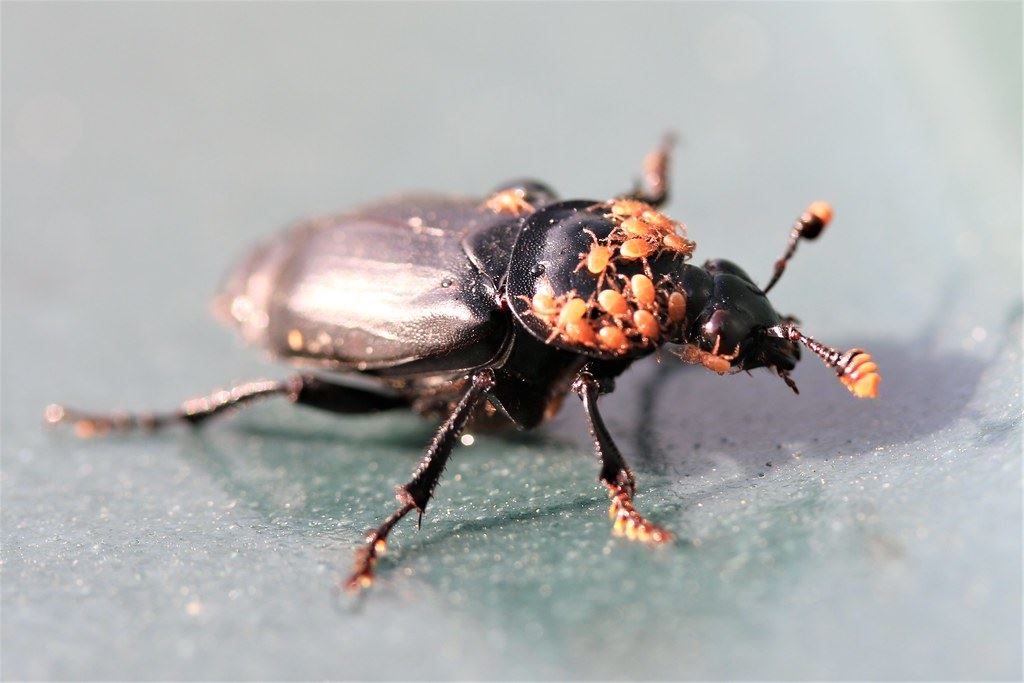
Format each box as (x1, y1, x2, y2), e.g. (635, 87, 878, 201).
(2, 3, 1021, 680)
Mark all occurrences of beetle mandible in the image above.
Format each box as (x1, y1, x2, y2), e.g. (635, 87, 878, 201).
(46, 137, 881, 591)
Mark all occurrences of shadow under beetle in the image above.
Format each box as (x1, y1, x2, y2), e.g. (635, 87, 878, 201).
(47, 137, 880, 591)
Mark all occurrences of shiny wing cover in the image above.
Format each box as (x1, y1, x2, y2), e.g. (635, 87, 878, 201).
(214, 196, 514, 376)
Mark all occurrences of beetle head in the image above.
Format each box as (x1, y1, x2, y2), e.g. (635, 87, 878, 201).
(666, 240, 880, 399)
(661, 258, 800, 377)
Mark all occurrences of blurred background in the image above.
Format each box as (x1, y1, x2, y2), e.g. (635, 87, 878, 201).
(2, 2, 1020, 679)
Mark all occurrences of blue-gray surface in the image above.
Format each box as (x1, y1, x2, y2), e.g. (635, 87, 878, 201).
(2, 3, 1021, 680)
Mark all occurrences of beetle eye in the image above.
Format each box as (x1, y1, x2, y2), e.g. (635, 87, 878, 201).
(703, 309, 728, 337)
(702, 309, 742, 349)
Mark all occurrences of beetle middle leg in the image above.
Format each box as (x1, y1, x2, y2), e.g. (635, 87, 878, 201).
(45, 374, 410, 437)
(572, 370, 673, 543)
(345, 369, 496, 591)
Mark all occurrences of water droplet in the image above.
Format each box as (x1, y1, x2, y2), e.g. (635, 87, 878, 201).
(441, 278, 453, 288)
(530, 263, 546, 277)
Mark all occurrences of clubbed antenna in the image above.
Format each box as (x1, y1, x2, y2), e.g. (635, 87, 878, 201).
(763, 201, 833, 294)
(767, 325, 880, 398)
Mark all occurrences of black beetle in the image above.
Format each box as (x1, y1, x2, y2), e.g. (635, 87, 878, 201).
(46, 138, 880, 590)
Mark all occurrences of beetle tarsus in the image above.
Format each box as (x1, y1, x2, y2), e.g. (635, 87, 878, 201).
(43, 403, 163, 437)
(344, 502, 416, 592)
(607, 483, 674, 544)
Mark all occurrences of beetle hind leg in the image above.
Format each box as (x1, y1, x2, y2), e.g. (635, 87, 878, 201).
(45, 374, 410, 437)
(44, 379, 295, 437)
(573, 371, 674, 544)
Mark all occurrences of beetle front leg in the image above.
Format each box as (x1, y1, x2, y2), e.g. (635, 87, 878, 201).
(572, 371, 673, 544)
(345, 369, 496, 591)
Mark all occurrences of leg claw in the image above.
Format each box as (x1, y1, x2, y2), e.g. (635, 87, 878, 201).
(344, 545, 379, 592)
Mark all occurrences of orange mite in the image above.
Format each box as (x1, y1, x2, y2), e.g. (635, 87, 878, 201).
(620, 238, 654, 259)
(632, 310, 659, 340)
(621, 217, 654, 238)
(630, 274, 656, 307)
(531, 293, 559, 317)
(483, 189, 534, 215)
(640, 210, 674, 233)
(667, 291, 686, 323)
(597, 289, 630, 317)
(586, 245, 612, 274)
(597, 325, 629, 352)
(609, 199, 652, 218)
(662, 233, 693, 254)
(558, 297, 588, 327)
(565, 320, 597, 345)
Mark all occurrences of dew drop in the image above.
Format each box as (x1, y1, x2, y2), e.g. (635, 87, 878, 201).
(441, 278, 453, 288)
(530, 263, 546, 277)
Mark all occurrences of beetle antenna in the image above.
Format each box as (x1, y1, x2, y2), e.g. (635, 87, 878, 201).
(767, 325, 880, 398)
(762, 202, 833, 294)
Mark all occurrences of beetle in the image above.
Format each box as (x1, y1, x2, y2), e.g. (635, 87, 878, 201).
(46, 138, 880, 591)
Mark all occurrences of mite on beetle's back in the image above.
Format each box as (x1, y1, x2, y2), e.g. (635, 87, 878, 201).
(46, 137, 880, 591)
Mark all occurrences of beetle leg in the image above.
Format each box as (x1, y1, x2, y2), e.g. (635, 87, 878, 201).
(572, 371, 674, 544)
(624, 133, 676, 209)
(345, 369, 496, 592)
(44, 375, 409, 437)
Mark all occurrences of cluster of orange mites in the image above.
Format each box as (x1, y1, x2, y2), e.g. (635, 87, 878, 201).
(529, 274, 687, 354)
(526, 199, 696, 355)
(602, 198, 696, 261)
(839, 350, 881, 398)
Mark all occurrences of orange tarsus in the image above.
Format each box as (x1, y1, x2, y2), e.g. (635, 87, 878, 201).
(606, 483, 673, 544)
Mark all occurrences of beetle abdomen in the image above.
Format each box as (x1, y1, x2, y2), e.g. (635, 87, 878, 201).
(214, 197, 512, 375)
(213, 222, 298, 346)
